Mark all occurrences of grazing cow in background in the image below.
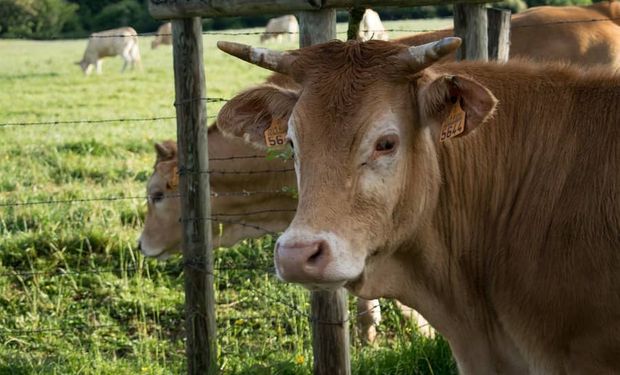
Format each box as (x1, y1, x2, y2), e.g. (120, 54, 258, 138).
(151, 22, 172, 49)
(216, 37, 620, 374)
(402, 1, 620, 68)
(260, 15, 299, 44)
(77, 27, 141, 75)
(358, 9, 389, 41)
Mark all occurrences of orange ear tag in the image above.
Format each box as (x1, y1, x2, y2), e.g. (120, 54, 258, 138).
(440, 102, 466, 142)
(264, 118, 288, 147)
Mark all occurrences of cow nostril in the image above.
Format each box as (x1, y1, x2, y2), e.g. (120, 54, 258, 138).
(307, 241, 327, 265)
(307, 244, 322, 263)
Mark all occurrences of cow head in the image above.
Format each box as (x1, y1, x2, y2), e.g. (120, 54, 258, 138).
(138, 140, 182, 259)
(217, 38, 497, 295)
(138, 126, 298, 260)
(75, 60, 92, 75)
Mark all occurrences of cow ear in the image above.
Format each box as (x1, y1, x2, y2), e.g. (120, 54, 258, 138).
(154, 141, 175, 162)
(167, 165, 179, 190)
(418, 74, 497, 142)
(217, 84, 299, 149)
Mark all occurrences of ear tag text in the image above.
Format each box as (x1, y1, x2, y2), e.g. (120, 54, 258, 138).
(440, 101, 466, 142)
(264, 118, 287, 147)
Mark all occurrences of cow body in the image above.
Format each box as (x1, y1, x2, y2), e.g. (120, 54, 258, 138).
(151, 22, 172, 49)
(359, 9, 389, 41)
(402, 1, 620, 68)
(260, 15, 299, 44)
(77, 27, 141, 75)
(217, 38, 620, 374)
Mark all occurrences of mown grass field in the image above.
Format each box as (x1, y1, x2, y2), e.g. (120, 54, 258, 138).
(0, 18, 456, 374)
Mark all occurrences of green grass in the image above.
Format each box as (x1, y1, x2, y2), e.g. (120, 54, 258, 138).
(0, 19, 456, 374)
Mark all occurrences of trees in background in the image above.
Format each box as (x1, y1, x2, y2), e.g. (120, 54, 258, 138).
(0, 0, 78, 38)
(0, 0, 598, 39)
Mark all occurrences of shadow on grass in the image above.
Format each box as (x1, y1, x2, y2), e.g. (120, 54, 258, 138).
(0, 72, 59, 80)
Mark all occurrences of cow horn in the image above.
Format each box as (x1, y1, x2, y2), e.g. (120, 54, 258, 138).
(217, 41, 295, 75)
(401, 37, 462, 70)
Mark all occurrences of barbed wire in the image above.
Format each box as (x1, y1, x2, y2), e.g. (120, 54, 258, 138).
(0, 195, 157, 207)
(0, 114, 217, 128)
(0, 187, 295, 207)
(179, 217, 280, 236)
(174, 97, 229, 106)
(212, 208, 296, 217)
(178, 167, 294, 176)
(10, 15, 620, 42)
(0, 262, 274, 279)
(0, 116, 175, 128)
(209, 155, 266, 161)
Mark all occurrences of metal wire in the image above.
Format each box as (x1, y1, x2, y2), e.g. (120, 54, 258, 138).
(173, 97, 229, 106)
(0, 188, 295, 207)
(0, 115, 217, 128)
(9, 15, 619, 42)
(0, 116, 176, 128)
(178, 167, 294, 176)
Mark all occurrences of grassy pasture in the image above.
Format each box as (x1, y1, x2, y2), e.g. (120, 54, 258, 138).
(0, 19, 456, 374)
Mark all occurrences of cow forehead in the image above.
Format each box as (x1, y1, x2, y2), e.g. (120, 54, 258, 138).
(291, 79, 410, 152)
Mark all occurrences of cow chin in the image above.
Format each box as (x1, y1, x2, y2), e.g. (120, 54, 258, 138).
(138, 233, 180, 260)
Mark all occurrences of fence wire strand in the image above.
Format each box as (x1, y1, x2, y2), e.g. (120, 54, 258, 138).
(0, 114, 217, 128)
(24, 15, 620, 41)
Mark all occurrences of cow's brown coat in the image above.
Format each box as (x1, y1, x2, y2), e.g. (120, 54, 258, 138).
(217, 39, 620, 374)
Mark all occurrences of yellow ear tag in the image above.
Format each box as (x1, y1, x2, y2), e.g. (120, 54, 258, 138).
(264, 118, 287, 147)
(440, 101, 466, 142)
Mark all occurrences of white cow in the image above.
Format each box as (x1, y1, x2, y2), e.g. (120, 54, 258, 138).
(260, 15, 299, 44)
(77, 27, 141, 75)
(358, 9, 389, 41)
(151, 22, 172, 49)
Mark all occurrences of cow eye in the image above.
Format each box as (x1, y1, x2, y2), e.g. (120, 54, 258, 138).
(151, 192, 164, 203)
(374, 134, 399, 156)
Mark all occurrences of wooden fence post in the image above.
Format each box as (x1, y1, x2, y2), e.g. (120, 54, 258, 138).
(298, 10, 351, 375)
(454, 3, 488, 61)
(172, 18, 218, 375)
(487, 8, 511, 62)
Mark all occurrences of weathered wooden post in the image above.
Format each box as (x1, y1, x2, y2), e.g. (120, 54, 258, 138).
(172, 18, 218, 375)
(487, 8, 511, 62)
(454, 3, 488, 61)
(299, 11, 351, 375)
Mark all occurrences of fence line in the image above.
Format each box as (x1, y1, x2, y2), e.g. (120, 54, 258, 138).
(0, 304, 382, 338)
(12, 15, 620, 41)
(1, 187, 295, 208)
(0, 263, 275, 279)
(177, 167, 295, 176)
(0, 114, 217, 128)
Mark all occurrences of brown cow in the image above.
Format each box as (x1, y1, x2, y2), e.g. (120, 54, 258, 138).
(138, 126, 296, 255)
(138, 129, 392, 343)
(216, 38, 620, 374)
(140, 1, 620, 345)
(401, 1, 620, 68)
